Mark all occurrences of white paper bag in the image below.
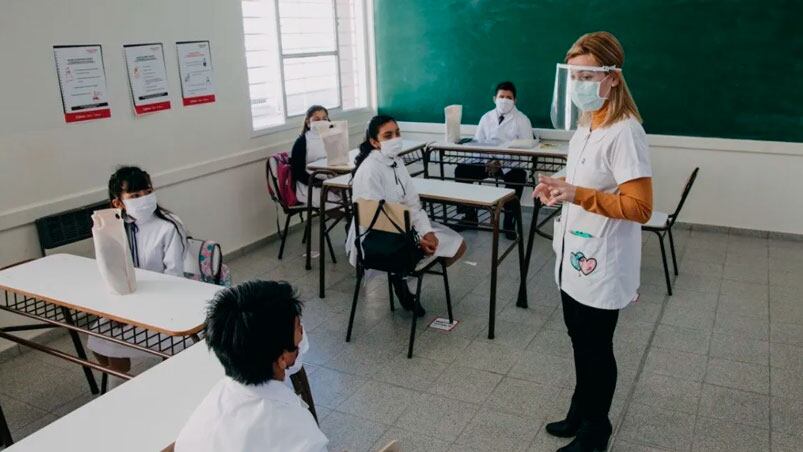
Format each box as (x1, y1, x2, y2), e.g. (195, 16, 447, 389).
(444, 105, 462, 143)
(316, 120, 349, 166)
(92, 208, 137, 295)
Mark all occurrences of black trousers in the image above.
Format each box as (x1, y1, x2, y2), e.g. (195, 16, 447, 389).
(454, 163, 526, 225)
(561, 290, 619, 430)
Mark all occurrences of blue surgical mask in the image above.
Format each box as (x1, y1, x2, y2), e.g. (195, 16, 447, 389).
(571, 80, 606, 112)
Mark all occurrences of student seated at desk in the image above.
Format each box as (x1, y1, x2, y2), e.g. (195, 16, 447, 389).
(290, 105, 341, 207)
(175, 280, 327, 452)
(347, 115, 467, 317)
(87, 166, 187, 387)
(454, 81, 532, 239)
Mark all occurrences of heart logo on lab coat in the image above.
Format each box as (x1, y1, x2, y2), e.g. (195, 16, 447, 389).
(570, 251, 597, 276)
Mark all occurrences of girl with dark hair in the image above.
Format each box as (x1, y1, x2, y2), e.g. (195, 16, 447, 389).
(289, 105, 340, 207)
(88, 165, 187, 385)
(347, 116, 467, 316)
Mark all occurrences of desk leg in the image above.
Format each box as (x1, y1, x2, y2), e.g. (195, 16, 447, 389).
(524, 200, 541, 279)
(488, 203, 502, 340)
(0, 402, 12, 447)
(318, 185, 328, 299)
(61, 307, 99, 395)
(305, 183, 315, 271)
(514, 200, 528, 308)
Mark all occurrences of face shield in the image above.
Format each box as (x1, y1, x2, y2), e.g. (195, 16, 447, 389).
(550, 63, 622, 130)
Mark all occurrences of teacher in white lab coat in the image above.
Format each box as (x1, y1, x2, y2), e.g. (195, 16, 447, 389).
(347, 115, 467, 317)
(534, 32, 653, 452)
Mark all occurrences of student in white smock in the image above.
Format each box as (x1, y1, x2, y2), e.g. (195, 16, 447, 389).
(87, 166, 187, 385)
(174, 281, 327, 452)
(290, 105, 342, 208)
(533, 32, 653, 452)
(347, 115, 467, 317)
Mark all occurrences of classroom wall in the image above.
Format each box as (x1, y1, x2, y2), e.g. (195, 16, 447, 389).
(0, 0, 372, 351)
(399, 122, 803, 236)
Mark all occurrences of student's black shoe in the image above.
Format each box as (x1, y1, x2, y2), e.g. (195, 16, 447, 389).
(546, 398, 581, 438)
(545, 419, 581, 438)
(556, 422, 611, 452)
(413, 302, 426, 318)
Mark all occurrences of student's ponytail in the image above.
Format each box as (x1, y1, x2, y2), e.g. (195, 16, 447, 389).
(353, 115, 397, 175)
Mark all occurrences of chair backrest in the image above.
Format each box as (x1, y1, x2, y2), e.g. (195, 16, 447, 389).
(356, 198, 409, 234)
(668, 167, 700, 226)
(35, 200, 110, 256)
(352, 199, 417, 274)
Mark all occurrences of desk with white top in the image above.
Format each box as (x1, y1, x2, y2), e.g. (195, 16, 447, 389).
(302, 140, 427, 271)
(319, 175, 527, 340)
(0, 255, 218, 398)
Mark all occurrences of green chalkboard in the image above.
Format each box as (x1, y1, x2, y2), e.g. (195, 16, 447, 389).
(375, 0, 803, 142)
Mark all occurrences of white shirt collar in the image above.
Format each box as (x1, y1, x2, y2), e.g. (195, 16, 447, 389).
(236, 378, 303, 407)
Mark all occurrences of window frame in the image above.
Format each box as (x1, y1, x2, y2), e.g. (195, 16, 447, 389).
(245, 0, 372, 137)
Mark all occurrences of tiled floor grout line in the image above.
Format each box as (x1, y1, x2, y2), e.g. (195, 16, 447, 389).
(609, 233, 689, 452)
(766, 241, 774, 452)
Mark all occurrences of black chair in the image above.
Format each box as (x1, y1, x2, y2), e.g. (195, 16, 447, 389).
(346, 199, 454, 358)
(265, 157, 338, 261)
(642, 167, 700, 296)
(31, 201, 113, 395)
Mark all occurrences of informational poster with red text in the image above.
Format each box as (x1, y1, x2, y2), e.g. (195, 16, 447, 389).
(124, 43, 171, 115)
(53, 45, 111, 123)
(176, 41, 216, 106)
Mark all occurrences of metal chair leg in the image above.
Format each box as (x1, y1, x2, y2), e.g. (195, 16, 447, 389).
(441, 261, 454, 323)
(278, 214, 292, 260)
(302, 213, 310, 245)
(387, 273, 395, 312)
(101, 372, 109, 394)
(324, 228, 337, 264)
(668, 227, 679, 276)
(0, 402, 13, 447)
(346, 271, 363, 342)
(656, 231, 673, 296)
(62, 308, 99, 394)
(407, 276, 424, 359)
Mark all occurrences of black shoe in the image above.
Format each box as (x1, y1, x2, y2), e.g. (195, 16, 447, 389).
(556, 423, 611, 452)
(503, 214, 517, 240)
(546, 419, 581, 438)
(413, 302, 426, 318)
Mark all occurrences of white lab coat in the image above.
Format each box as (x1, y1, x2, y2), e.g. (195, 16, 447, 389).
(552, 116, 652, 310)
(87, 211, 186, 358)
(473, 106, 533, 144)
(174, 378, 328, 452)
(346, 151, 463, 267)
(296, 131, 341, 208)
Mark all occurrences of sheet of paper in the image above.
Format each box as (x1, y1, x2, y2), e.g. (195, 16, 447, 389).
(124, 43, 171, 115)
(53, 45, 111, 122)
(428, 317, 459, 332)
(176, 41, 216, 106)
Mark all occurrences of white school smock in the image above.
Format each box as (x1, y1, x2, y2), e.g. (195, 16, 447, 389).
(296, 131, 342, 208)
(86, 211, 186, 358)
(473, 106, 533, 145)
(552, 116, 652, 310)
(346, 151, 463, 267)
(174, 378, 328, 452)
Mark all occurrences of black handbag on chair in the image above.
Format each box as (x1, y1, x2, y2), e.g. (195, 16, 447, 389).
(358, 200, 424, 275)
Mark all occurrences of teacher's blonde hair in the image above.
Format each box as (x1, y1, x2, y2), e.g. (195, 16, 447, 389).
(566, 31, 642, 127)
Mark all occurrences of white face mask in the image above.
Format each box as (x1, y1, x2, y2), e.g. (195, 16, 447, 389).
(495, 97, 515, 115)
(571, 79, 607, 112)
(379, 136, 404, 159)
(123, 192, 158, 221)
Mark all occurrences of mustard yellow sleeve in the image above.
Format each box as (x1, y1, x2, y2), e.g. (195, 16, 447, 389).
(573, 177, 653, 224)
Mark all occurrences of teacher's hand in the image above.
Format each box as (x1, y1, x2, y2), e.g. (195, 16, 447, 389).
(536, 175, 576, 207)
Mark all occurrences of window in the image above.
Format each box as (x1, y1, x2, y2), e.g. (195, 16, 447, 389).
(241, 0, 370, 132)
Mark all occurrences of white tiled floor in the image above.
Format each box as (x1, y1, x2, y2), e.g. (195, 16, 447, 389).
(2, 218, 803, 452)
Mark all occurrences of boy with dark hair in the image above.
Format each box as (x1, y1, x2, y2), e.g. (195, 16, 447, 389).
(455, 81, 533, 239)
(175, 280, 327, 452)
